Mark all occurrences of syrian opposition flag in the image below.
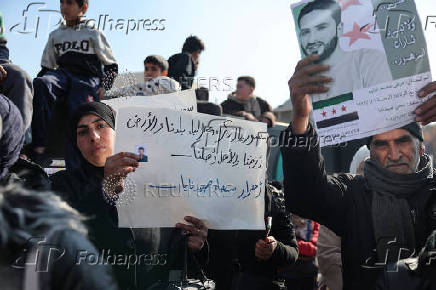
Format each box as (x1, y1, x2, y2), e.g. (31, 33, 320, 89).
(338, 0, 385, 52)
(313, 93, 359, 129)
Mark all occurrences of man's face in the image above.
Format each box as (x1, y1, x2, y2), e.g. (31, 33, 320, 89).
(370, 129, 424, 174)
(76, 114, 115, 167)
(144, 63, 163, 81)
(191, 50, 201, 68)
(138, 148, 144, 157)
(299, 9, 340, 60)
(60, 0, 85, 22)
(236, 80, 254, 100)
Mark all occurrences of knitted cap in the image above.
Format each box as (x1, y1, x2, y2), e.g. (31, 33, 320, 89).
(366, 122, 423, 148)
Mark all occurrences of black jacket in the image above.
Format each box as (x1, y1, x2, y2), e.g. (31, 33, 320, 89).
(1, 157, 50, 191)
(221, 97, 272, 117)
(280, 125, 436, 290)
(0, 37, 8, 60)
(207, 183, 299, 290)
(50, 162, 208, 290)
(168, 52, 196, 90)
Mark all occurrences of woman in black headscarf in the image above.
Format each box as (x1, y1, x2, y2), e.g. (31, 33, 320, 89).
(50, 102, 208, 290)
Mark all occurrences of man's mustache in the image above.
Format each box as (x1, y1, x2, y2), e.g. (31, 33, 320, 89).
(305, 42, 325, 50)
(385, 158, 409, 168)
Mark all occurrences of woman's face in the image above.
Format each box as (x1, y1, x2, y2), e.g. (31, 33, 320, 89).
(76, 114, 115, 167)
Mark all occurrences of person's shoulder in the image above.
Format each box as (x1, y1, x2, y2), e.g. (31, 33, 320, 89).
(47, 25, 63, 39)
(9, 157, 50, 191)
(254, 96, 271, 106)
(331, 172, 368, 194)
(50, 168, 83, 190)
(48, 229, 118, 289)
(169, 52, 190, 63)
(220, 98, 236, 105)
(265, 182, 288, 213)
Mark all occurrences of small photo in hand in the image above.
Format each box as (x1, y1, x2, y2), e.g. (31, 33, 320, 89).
(135, 145, 148, 162)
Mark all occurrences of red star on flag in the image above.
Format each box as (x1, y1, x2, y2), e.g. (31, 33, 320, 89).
(86, 95, 95, 102)
(322, 111, 327, 118)
(332, 108, 337, 115)
(342, 105, 347, 112)
(338, 0, 362, 11)
(343, 22, 372, 46)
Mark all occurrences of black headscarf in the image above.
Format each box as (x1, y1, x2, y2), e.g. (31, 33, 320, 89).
(70, 102, 115, 143)
(69, 102, 116, 182)
(0, 94, 24, 179)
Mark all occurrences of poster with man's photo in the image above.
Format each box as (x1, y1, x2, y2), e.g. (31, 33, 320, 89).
(291, 0, 432, 146)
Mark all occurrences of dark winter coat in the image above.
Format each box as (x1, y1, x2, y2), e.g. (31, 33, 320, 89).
(207, 183, 299, 290)
(280, 124, 436, 290)
(50, 162, 207, 290)
(221, 96, 272, 118)
(168, 52, 196, 90)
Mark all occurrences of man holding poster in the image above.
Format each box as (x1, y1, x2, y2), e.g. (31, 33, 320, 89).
(285, 0, 436, 288)
(283, 52, 436, 288)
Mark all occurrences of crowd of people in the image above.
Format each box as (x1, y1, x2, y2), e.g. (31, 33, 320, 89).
(1, 0, 436, 289)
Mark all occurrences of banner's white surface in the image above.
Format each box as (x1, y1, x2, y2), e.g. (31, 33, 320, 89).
(114, 107, 268, 230)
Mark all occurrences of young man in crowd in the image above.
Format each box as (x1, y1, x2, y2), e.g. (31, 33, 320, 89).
(168, 35, 205, 90)
(221, 76, 276, 128)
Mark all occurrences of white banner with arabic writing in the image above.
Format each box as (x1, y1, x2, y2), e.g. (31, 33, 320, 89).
(102, 89, 197, 112)
(114, 106, 268, 230)
(291, 0, 432, 146)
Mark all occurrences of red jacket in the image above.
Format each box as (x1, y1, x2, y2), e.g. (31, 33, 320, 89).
(297, 220, 320, 259)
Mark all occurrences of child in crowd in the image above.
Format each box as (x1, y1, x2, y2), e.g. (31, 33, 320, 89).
(108, 54, 181, 97)
(31, 0, 118, 163)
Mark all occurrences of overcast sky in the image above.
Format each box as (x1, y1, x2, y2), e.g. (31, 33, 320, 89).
(2, 0, 436, 109)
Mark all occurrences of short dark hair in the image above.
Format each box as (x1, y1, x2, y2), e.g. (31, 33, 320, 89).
(138, 147, 145, 151)
(144, 55, 169, 72)
(237, 76, 256, 89)
(74, 0, 89, 8)
(195, 87, 209, 101)
(182, 36, 205, 54)
(298, 0, 341, 28)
